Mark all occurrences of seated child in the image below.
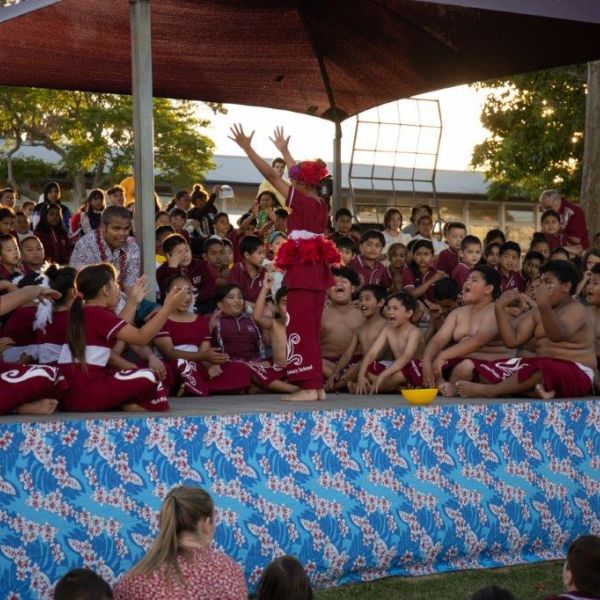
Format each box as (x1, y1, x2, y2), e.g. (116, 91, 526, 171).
(253, 273, 288, 369)
(155, 224, 174, 266)
(436, 222, 466, 275)
(0, 232, 22, 280)
(327, 207, 360, 246)
(155, 210, 171, 228)
(497, 241, 526, 292)
(212, 212, 240, 262)
(55, 568, 113, 600)
(0, 206, 15, 236)
(544, 535, 600, 600)
(33, 203, 72, 265)
(263, 231, 287, 296)
(483, 242, 501, 268)
(169, 207, 191, 242)
(20, 235, 45, 274)
(256, 555, 313, 600)
(451, 235, 482, 291)
(456, 260, 596, 399)
(211, 284, 296, 393)
(411, 213, 446, 254)
(585, 264, 600, 389)
(320, 267, 364, 378)
(227, 235, 267, 305)
(530, 233, 551, 261)
(156, 233, 213, 313)
(57, 263, 187, 412)
(348, 229, 392, 287)
(335, 236, 357, 266)
(153, 275, 250, 395)
(402, 239, 447, 303)
(551, 247, 570, 261)
(576, 248, 600, 297)
(198, 238, 229, 313)
(14, 210, 31, 243)
(521, 250, 544, 286)
(484, 229, 506, 246)
(540, 209, 583, 257)
(386, 242, 407, 293)
(325, 284, 387, 391)
(352, 292, 422, 394)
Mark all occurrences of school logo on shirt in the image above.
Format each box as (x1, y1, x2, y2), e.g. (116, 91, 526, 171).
(192, 276, 202, 285)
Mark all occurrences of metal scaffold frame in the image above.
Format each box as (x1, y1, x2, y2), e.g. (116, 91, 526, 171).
(349, 97, 442, 225)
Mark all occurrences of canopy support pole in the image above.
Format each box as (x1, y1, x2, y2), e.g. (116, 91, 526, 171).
(131, 0, 156, 299)
(332, 121, 342, 212)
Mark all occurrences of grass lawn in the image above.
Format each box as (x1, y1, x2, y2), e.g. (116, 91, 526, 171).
(316, 561, 563, 599)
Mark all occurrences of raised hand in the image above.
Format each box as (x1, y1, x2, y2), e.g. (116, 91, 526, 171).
(228, 123, 254, 150)
(37, 287, 61, 301)
(127, 275, 150, 304)
(163, 285, 187, 309)
(269, 126, 290, 153)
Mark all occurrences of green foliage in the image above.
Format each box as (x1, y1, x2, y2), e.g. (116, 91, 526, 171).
(471, 65, 587, 201)
(0, 86, 219, 192)
(0, 156, 55, 187)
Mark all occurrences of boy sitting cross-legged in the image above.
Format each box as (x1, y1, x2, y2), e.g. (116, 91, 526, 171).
(456, 260, 596, 399)
(351, 292, 422, 394)
(325, 284, 387, 391)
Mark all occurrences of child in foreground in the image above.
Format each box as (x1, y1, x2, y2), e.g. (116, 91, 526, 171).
(57, 263, 186, 412)
(352, 292, 422, 394)
(114, 486, 247, 600)
(544, 535, 600, 600)
(256, 555, 314, 600)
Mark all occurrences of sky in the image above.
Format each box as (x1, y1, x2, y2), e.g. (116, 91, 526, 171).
(199, 84, 490, 172)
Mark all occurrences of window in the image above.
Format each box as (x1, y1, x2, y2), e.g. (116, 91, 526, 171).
(504, 205, 536, 250)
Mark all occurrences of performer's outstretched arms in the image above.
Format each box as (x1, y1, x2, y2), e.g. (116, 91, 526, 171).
(229, 123, 290, 199)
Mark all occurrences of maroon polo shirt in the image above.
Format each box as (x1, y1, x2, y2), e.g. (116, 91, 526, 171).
(227, 262, 266, 303)
(156, 257, 212, 305)
(212, 314, 261, 361)
(402, 266, 437, 302)
(451, 262, 472, 292)
(436, 248, 460, 275)
(348, 255, 393, 288)
(496, 266, 526, 293)
(558, 197, 589, 249)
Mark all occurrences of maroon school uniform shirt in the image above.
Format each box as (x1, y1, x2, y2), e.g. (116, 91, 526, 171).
(211, 314, 263, 361)
(156, 257, 212, 307)
(543, 231, 571, 250)
(496, 266, 526, 292)
(227, 262, 266, 303)
(436, 248, 460, 275)
(557, 197, 590, 249)
(402, 266, 437, 302)
(327, 230, 361, 247)
(544, 593, 600, 600)
(0, 263, 21, 280)
(348, 255, 393, 288)
(451, 262, 472, 291)
(34, 228, 72, 265)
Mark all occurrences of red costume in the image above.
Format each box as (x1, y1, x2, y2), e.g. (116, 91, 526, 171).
(274, 186, 340, 390)
(58, 305, 169, 412)
(155, 316, 250, 394)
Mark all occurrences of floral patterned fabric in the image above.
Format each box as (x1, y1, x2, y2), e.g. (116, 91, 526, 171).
(1, 400, 600, 599)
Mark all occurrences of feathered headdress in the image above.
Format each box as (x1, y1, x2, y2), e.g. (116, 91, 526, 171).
(288, 159, 329, 187)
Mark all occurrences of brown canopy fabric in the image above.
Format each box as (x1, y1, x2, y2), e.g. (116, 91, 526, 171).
(1, 0, 600, 121)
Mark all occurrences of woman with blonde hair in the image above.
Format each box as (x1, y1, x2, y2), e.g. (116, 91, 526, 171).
(114, 487, 247, 599)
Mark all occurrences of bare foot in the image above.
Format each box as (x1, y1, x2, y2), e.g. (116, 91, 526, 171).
(534, 383, 555, 400)
(281, 389, 319, 402)
(455, 380, 493, 399)
(122, 403, 148, 412)
(16, 399, 58, 415)
(438, 382, 457, 397)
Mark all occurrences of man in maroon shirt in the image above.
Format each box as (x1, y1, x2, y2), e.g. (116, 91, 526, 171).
(540, 189, 590, 250)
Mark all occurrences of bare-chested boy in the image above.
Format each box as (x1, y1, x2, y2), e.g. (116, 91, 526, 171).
(320, 267, 364, 378)
(585, 264, 600, 390)
(422, 265, 515, 396)
(352, 292, 422, 394)
(253, 272, 288, 368)
(456, 260, 595, 399)
(325, 284, 387, 391)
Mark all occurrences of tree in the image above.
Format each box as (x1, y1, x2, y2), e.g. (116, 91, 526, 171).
(0, 86, 222, 200)
(471, 65, 587, 202)
(581, 61, 600, 238)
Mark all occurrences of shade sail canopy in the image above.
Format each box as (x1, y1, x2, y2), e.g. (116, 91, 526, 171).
(1, 0, 600, 121)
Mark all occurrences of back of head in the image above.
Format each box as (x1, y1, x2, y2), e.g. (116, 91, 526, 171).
(567, 534, 600, 596)
(54, 568, 112, 600)
(256, 555, 313, 600)
(130, 486, 214, 579)
(433, 277, 460, 302)
(470, 585, 515, 600)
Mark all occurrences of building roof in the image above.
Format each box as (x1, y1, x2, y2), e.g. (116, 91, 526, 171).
(205, 154, 489, 196)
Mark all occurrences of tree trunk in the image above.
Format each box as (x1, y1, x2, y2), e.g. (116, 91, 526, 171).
(6, 140, 21, 187)
(581, 61, 600, 240)
(92, 160, 105, 188)
(71, 171, 87, 206)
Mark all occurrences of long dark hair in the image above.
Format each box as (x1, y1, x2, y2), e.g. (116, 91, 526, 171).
(46, 264, 77, 308)
(43, 181, 60, 203)
(256, 555, 314, 600)
(85, 189, 106, 230)
(35, 202, 67, 235)
(68, 263, 116, 365)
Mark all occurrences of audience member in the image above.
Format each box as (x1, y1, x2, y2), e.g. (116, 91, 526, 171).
(471, 585, 515, 600)
(54, 568, 113, 600)
(256, 555, 314, 600)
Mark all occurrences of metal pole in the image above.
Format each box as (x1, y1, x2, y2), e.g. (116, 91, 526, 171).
(332, 120, 342, 212)
(130, 0, 156, 299)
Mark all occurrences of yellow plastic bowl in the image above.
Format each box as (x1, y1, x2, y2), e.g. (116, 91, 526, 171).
(401, 388, 438, 405)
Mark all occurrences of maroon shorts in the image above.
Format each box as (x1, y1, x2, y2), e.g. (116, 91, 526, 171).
(515, 357, 593, 398)
(368, 360, 423, 387)
(244, 361, 286, 386)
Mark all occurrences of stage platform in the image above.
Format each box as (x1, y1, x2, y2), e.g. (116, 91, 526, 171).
(1, 393, 599, 599)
